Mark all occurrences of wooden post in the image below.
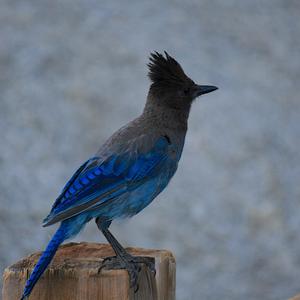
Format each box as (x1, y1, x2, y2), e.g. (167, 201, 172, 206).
(2, 242, 175, 300)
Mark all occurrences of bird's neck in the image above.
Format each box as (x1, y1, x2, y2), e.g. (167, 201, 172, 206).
(142, 96, 190, 132)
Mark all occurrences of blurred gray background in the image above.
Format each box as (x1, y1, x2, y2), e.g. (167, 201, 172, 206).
(1, 0, 300, 299)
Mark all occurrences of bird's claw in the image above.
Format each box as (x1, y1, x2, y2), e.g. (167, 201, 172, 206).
(97, 256, 114, 274)
(128, 256, 156, 276)
(98, 255, 156, 292)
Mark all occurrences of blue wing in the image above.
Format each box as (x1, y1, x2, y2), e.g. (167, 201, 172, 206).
(43, 136, 171, 226)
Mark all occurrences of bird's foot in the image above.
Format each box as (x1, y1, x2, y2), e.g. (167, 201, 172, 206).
(98, 255, 156, 291)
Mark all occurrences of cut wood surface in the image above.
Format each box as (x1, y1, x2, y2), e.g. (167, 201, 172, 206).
(2, 242, 176, 300)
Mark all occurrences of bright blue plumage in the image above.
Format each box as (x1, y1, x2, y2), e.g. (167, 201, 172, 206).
(20, 51, 218, 299)
(21, 217, 88, 299)
(43, 135, 173, 226)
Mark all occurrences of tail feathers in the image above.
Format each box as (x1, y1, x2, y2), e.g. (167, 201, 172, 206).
(20, 224, 67, 300)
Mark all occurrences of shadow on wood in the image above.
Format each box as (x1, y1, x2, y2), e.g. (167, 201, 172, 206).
(2, 242, 176, 300)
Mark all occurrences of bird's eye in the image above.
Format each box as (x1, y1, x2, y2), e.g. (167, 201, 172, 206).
(183, 88, 190, 96)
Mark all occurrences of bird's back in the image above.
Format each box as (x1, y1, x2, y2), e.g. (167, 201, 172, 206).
(43, 113, 186, 226)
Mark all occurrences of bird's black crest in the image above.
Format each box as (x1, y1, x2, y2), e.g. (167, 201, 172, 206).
(148, 51, 192, 88)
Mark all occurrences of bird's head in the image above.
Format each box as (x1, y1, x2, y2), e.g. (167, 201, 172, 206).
(147, 51, 218, 110)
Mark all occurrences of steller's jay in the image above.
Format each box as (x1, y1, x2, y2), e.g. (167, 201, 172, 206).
(20, 51, 218, 299)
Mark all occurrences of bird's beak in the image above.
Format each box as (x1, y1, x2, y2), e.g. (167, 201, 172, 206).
(194, 85, 218, 97)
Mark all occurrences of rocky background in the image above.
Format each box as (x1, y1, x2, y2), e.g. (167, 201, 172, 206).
(1, 1, 300, 299)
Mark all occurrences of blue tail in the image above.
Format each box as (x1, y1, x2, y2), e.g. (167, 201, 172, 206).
(20, 223, 67, 300)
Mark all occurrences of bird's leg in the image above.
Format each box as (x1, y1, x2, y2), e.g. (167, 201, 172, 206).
(95, 218, 155, 290)
(101, 226, 155, 271)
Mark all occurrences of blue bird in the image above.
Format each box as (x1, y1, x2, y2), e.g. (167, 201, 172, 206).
(20, 51, 218, 299)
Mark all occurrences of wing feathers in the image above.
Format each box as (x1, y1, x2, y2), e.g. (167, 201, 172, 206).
(43, 136, 170, 226)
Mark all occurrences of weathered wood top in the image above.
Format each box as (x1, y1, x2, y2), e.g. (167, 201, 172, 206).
(3, 242, 176, 300)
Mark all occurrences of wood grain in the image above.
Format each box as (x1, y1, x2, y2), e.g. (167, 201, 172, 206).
(2, 242, 175, 300)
